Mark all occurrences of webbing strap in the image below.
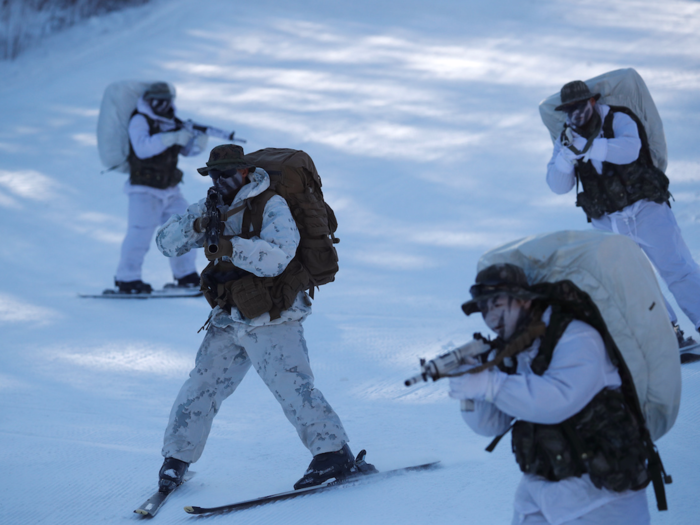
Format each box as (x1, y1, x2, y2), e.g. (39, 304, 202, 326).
(485, 421, 515, 453)
(562, 114, 602, 156)
(648, 443, 671, 511)
(250, 190, 276, 238)
(224, 202, 247, 220)
(237, 190, 277, 240)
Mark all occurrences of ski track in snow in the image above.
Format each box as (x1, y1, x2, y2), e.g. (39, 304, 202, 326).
(1, 0, 700, 523)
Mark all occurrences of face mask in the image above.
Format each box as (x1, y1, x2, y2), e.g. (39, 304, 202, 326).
(210, 169, 246, 199)
(150, 98, 173, 118)
(567, 100, 594, 130)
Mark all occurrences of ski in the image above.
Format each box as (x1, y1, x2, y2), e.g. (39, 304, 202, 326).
(681, 342, 700, 364)
(134, 471, 196, 517)
(79, 287, 202, 299)
(183, 456, 439, 516)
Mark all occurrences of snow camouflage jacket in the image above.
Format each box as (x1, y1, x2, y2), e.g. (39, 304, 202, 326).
(156, 168, 312, 329)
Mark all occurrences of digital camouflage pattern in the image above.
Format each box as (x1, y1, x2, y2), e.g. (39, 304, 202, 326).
(157, 167, 348, 464)
(162, 321, 349, 463)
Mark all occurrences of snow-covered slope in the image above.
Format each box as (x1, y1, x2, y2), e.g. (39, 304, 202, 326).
(1, 0, 700, 523)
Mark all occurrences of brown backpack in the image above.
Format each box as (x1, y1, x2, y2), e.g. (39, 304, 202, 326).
(243, 148, 339, 292)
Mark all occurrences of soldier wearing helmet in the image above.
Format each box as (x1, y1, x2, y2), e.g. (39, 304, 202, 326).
(113, 82, 206, 294)
(452, 263, 652, 525)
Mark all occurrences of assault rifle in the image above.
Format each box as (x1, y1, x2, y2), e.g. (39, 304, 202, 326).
(404, 334, 493, 387)
(204, 187, 223, 254)
(181, 119, 247, 144)
(404, 334, 494, 412)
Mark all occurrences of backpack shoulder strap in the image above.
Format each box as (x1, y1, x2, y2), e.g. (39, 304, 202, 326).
(130, 110, 159, 135)
(605, 106, 657, 168)
(241, 189, 278, 240)
(602, 108, 616, 139)
(530, 304, 575, 376)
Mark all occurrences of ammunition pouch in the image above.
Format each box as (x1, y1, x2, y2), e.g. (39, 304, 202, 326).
(200, 260, 249, 312)
(200, 255, 309, 321)
(228, 274, 274, 320)
(269, 259, 310, 314)
(512, 388, 651, 492)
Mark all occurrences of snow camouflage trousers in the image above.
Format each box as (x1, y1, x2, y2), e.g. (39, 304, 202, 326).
(162, 320, 349, 464)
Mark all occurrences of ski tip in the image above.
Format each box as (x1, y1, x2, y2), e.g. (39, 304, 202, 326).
(184, 506, 197, 514)
(134, 509, 149, 516)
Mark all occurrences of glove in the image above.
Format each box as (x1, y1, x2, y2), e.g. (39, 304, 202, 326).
(448, 366, 505, 403)
(193, 216, 210, 233)
(554, 146, 584, 171)
(583, 138, 608, 163)
(160, 129, 194, 147)
(571, 134, 588, 153)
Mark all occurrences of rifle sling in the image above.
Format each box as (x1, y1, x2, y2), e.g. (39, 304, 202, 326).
(485, 421, 515, 453)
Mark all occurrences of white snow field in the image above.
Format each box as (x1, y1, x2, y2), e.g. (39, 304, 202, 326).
(1, 0, 700, 523)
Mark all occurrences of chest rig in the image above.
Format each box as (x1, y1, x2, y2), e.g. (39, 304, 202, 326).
(127, 111, 183, 189)
(200, 190, 309, 321)
(572, 107, 670, 220)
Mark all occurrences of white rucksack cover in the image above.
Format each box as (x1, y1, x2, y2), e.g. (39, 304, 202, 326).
(97, 80, 172, 173)
(539, 68, 668, 172)
(477, 230, 680, 441)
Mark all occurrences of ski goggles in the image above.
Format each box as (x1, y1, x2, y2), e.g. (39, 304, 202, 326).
(470, 284, 519, 312)
(464, 283, 541, 315)
(207, 168, 240, 180)
(150, 98, 172, 114)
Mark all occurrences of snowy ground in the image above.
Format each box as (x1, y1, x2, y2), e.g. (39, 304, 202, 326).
(1, 0, 700, 523)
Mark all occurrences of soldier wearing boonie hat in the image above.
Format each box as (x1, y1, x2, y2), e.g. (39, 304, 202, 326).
(546, 75, 700, 352)
(153, 142, 360, 496)
(196, 144, 256, 175)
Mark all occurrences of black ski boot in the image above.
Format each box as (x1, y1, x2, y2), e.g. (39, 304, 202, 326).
(294, 444, 356, 490)
(115, 279, 153, 294)
(158, 457, 189, 494)
(168, 272, 200, 289)
(674, 323, 697, 349)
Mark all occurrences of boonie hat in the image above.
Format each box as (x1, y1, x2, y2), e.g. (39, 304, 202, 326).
(554, 80, 601, 111)
(197, 144, 256, 175)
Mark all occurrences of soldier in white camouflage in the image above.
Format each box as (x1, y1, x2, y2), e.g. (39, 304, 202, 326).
(154, 144, 357, 494)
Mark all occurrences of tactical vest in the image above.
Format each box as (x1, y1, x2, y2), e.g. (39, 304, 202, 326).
(573, 107, 671, 220)
(199, 189, 311, 321)
(484, 281, 670, 505)
(127, 111, 183, 189)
